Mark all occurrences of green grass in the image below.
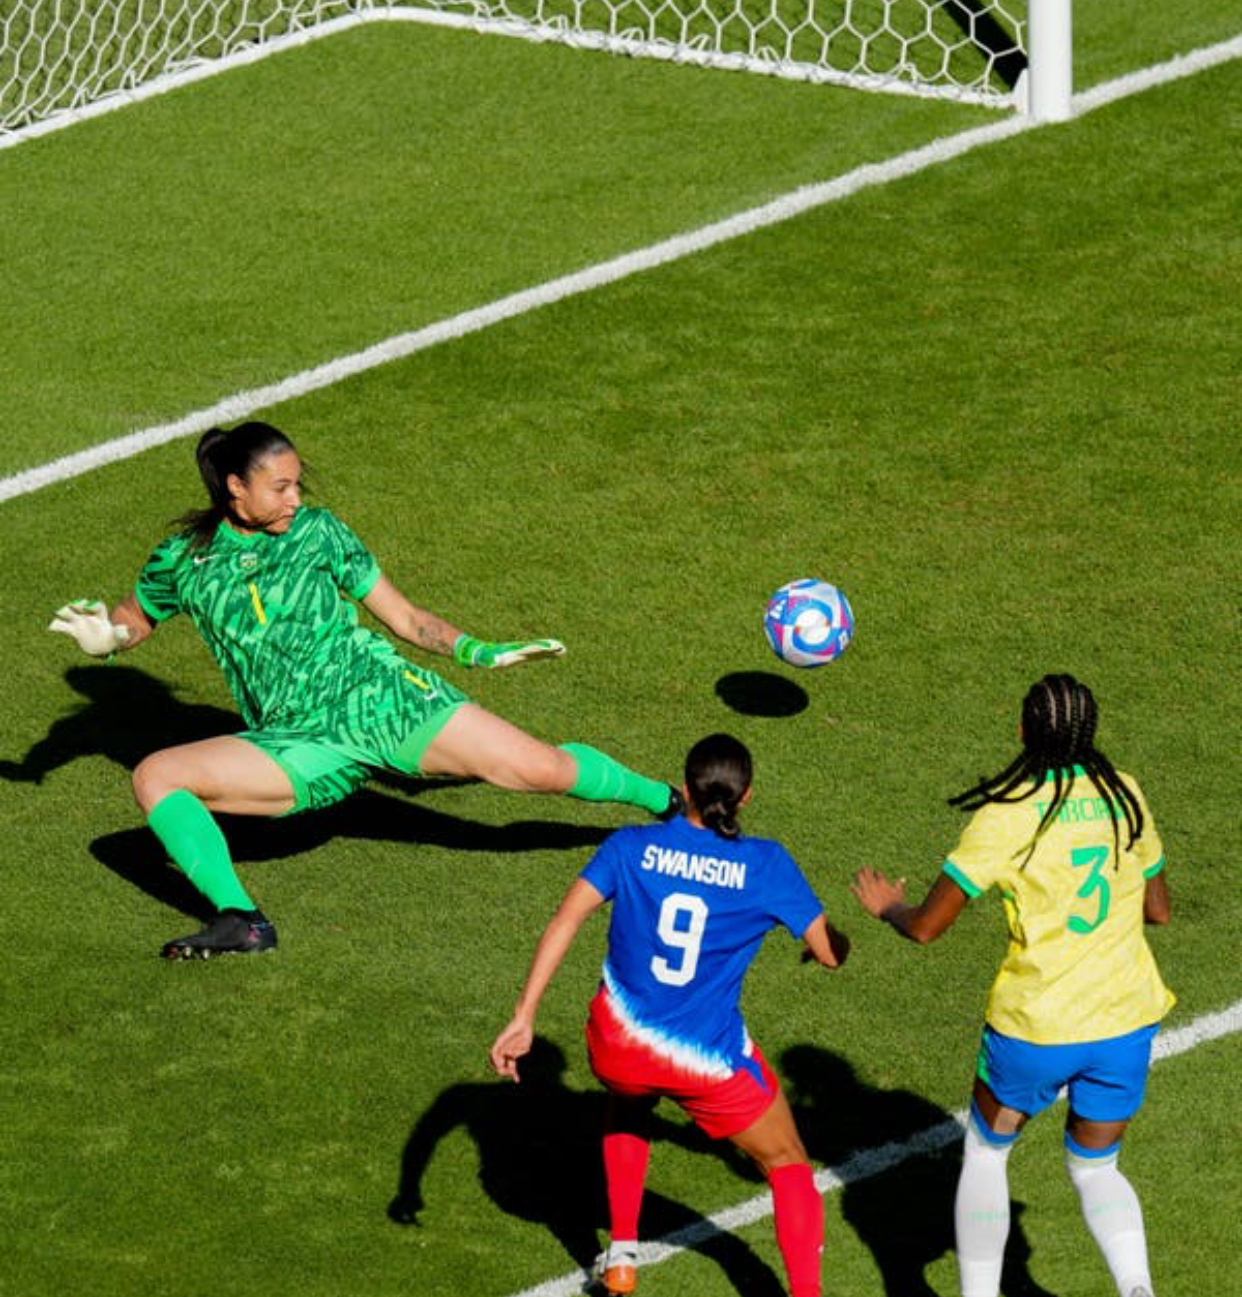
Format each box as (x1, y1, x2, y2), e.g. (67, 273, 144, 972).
(0, 21, 979, 480)
(1, 9, 1239, 1297)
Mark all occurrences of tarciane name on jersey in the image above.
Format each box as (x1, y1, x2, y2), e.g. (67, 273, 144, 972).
(1031, 795, 1123, 826)
(640, 845, 747, 891)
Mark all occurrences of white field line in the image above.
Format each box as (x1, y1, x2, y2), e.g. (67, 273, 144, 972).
(507, 997, 1242, 1297)
(1, 32, 1240, 508)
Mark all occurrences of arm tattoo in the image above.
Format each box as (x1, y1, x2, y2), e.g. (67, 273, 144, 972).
(409, 614, 459, 657)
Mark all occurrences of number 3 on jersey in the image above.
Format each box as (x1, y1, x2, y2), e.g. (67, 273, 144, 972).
(651, 893, 709, 986)
(1068, 845, 1111, 934)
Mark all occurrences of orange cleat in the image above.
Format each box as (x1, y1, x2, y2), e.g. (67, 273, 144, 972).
(595, 1244, 639, 1295)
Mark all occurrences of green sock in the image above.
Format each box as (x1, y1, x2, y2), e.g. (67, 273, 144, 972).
(560, 744, 671, 815)
(147, 789, 256, 913)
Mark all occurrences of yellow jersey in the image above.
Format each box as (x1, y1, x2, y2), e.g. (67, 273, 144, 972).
(943, 767, 1175, 1044)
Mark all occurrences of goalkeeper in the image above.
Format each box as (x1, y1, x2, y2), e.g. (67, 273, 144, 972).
(49, 421, 679, 961)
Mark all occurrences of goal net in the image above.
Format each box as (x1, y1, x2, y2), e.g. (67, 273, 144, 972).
(1, 0, 1040, 143)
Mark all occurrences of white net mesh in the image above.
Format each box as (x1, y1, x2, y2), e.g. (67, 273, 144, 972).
(434, 0, 1028, 102)
(0, 0, 354, 133)
(1, 0, 1029, 138)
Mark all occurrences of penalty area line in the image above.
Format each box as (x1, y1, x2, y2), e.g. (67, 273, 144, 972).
(505, 996, 1242, 1297)
(2, 32, 1240, 509)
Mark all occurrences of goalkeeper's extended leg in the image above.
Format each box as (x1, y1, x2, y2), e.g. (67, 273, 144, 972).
(560, 743, 677, 817)
(146, 790, 277, 959)
(417, 705, 677, 817)
(135, 737, 296, 958)
(147, 789, 255, 912)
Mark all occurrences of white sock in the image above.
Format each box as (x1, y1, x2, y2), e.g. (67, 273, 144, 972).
(1065, 1147, 1153, 1296)
(955, 1120, 1014, 1297)
(604, 1240, 638, 1266)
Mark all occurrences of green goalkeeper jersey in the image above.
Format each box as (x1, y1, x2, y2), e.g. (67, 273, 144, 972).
(135, 507, 415, 730)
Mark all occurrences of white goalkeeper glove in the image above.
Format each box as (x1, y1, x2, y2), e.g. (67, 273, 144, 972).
(452, 634, 565, 669)
(48, 600, 131, 657)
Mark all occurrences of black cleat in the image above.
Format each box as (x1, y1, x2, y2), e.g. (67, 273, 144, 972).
(161, 909, 277, 961)
(656, 785, 685, 821)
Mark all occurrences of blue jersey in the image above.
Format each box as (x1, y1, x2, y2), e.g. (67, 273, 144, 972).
(581, 814, 823, 1078)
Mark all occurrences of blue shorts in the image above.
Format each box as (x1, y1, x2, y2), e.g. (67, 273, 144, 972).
(975, 1022, 1159, 1123)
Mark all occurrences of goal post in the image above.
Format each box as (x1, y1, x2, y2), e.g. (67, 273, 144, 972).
(1, 0, 1074, 148)
(1025, 0, 1073, 121)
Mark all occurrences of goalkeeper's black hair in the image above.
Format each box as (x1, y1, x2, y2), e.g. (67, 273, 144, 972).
(685, 733, 753, 840)
(948, 674, 1143, 869)
(175, 421, 300, 546)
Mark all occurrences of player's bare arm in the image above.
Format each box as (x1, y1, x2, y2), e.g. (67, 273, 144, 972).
(851, 867, 968, 944)
(490, 878, 605, 1081)
(362, 575, 564, 668)
(110, 594, 156, 650)
(1144, 871, 1170, 925)
(800, 913, 851, 968)
(362, 576, 463, 656)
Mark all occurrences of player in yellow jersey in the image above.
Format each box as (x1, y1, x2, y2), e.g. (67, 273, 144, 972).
(47, 422, 679, 959)
(852, 674, 1172, 1297)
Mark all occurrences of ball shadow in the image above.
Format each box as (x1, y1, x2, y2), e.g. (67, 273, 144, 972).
(714, 671, 809, 718)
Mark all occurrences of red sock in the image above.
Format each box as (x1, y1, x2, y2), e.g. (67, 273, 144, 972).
(769, 1162, 823, 1297)
(602, 1131, 650, 1241)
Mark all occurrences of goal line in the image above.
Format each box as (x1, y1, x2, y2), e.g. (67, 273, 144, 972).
(506, 996, 1242, 1297)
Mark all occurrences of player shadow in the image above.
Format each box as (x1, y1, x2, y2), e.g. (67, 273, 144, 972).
(89, 792, 614, 920)
(0, 664, 239, 782)
(781, 1046, 1058, 1297)
(389, 1036, 788, 1296)
(715, 671, 809, 718)
(1, 664, 613, 921)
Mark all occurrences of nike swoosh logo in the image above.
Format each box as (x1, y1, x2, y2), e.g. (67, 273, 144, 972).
(193, 555, 220, 565)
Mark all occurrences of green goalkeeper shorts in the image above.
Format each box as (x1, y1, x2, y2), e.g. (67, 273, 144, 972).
(238, 665, 469, 814)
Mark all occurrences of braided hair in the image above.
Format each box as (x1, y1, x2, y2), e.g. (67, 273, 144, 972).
(174, 421, 298, 547)
(948, 674, 1143, 868)
(684, 733, 753, 840)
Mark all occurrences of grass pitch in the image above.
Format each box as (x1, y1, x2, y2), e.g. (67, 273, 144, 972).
(0, 8, 1238, 1296)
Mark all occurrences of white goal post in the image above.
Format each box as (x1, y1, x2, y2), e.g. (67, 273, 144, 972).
(0, 0, 1072, 148)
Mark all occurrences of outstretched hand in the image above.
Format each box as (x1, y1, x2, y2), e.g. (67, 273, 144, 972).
(850, 866, 907, 920)
(48, 600, 130, 657)
(490, 1018, 534, 1081)
(454, 636, 565, 669)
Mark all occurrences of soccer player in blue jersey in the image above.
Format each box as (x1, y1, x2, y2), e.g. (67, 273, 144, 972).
(47, 421, 679, 959)
(491, 733, 851, 1297)
(852, 674, 1172, 1297)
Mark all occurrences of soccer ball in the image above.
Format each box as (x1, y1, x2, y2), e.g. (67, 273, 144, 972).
(764, 578, 854, 667)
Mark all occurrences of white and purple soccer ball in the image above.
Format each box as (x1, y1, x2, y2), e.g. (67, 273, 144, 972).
(763, 578, 854, 667)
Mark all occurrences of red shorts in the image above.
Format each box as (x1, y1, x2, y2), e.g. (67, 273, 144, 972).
(585, 987, 780, 1140)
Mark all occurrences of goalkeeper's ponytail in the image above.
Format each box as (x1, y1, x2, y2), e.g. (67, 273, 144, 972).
(685, 732, 753, 840)
(174, 421, 297, 546)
